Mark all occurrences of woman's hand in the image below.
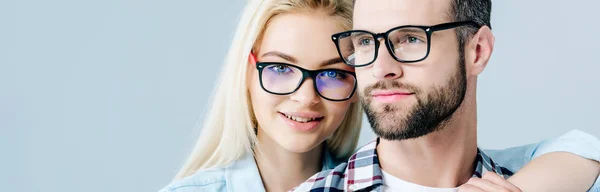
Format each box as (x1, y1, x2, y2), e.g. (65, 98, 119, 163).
(459, 172, 522, 192)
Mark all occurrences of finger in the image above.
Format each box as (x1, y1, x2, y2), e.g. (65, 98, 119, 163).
(482, 172, 522, 192)
(466, 177, 508, 192)
(458, 183, 485, 192)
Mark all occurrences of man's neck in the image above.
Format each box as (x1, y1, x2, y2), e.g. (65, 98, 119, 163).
(377, 107, 478, 188)
(254, 131, 323, 192)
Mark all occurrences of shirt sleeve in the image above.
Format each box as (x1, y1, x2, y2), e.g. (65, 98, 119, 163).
(484, 129, 600, 191)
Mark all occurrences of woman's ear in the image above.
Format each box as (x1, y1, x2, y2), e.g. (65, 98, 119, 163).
(247, 52, 258, 89)
(248, 52, 257, 65)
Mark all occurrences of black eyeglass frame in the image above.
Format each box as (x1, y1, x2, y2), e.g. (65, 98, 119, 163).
(331, 21, 482, 67)
(255, 62, 358, 102)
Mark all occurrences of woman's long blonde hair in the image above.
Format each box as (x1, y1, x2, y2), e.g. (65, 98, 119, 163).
(175, 0, 362, 179)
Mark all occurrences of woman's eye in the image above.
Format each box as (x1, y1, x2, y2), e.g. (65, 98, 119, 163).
(268, 65, 291, 73)
(320, 70, 347, 80)
(326, 71, 338, 78)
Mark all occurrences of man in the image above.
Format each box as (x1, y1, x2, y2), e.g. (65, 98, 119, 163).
(292, 0, 600, 191)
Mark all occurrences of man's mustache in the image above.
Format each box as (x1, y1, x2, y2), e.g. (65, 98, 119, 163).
(362, 80, 422, 97)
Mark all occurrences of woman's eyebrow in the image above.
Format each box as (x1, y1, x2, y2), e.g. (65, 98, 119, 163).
(261, 51, 297, 63)
(320, 57, 344, 67)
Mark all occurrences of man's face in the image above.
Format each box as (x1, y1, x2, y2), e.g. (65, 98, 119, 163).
(353, 0, 468, 140)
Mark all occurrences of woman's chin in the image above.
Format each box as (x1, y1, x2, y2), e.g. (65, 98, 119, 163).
(276, 136, 323, 154)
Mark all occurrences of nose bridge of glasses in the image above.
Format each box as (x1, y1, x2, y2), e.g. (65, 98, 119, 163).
(291, 72, 320, 103)
(372, 32, 397, 60)
(303, 70, 333, 97)
(294, 69, 317, 92)
(300, 68, 320, 83)
(374, 32, 387, 43)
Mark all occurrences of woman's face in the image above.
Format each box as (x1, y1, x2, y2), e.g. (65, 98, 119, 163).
(249, 12, 357, 154)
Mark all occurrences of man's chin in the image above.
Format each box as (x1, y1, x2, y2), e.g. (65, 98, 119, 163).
(370, 103, 414, 114)
(374, 124, 406, 135)
(373, 123, 437, 141)
(371, 125, 411, 141)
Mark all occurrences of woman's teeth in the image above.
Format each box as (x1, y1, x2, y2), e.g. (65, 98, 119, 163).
(283, 114, 319, 123)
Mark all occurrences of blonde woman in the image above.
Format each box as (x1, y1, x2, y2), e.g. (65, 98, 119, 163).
(160, 0, 600, 191)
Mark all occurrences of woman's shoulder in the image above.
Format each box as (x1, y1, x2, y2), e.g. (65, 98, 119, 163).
(159, 167, 227, 192)
(159, 155, 265, 192)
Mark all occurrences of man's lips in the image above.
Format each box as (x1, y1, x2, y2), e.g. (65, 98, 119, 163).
(371, 90, 414, 97)
(371, 90, 414, 103)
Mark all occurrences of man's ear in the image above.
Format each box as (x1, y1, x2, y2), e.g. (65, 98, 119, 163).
(465, 26, 495, 76)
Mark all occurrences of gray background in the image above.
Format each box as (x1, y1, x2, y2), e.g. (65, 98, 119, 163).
(1, 0, 598, 191)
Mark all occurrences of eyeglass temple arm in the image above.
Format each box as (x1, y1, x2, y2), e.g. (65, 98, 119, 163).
(430, 21, 483, 31)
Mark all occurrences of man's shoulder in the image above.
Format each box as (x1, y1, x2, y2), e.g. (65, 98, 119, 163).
(291, 140, 382, 191)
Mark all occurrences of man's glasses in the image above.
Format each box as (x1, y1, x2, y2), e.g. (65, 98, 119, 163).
(331, 21, 481, 67)
(255, 59, 357, 101)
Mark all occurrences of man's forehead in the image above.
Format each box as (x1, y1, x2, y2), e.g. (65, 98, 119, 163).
(353, 0, 451, 32)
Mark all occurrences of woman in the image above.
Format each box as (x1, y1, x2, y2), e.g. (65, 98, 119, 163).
(160, 0, 599, 191)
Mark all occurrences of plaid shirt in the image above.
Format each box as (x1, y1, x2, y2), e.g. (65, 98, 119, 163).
(291, 139, 514, 192)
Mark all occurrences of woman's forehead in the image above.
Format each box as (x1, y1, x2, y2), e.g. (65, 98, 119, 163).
(258, 12, 344, 64)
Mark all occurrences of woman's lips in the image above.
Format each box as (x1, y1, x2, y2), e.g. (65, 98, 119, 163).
(278, 112, 323, 132)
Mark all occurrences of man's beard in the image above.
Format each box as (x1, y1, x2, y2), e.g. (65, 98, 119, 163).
(360, 60, 467, 141)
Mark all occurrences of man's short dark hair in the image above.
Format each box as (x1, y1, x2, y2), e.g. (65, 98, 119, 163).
(449, 0, 492, 50)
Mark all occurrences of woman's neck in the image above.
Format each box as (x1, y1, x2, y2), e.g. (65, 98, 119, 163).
(254, 132, 324, 192)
